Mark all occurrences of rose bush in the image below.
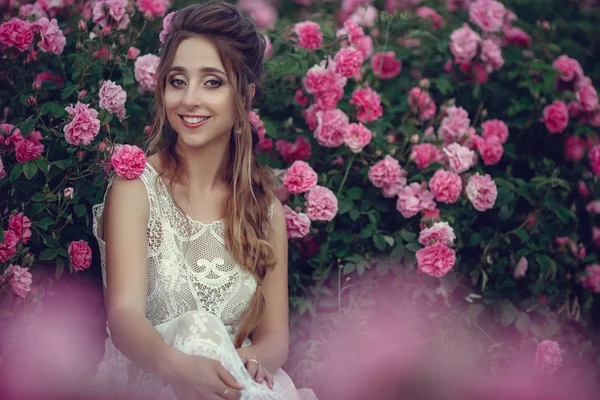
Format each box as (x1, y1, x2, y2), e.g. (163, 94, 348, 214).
(1, 0, 600, 393)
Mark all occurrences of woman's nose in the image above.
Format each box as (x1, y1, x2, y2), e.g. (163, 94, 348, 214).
(181, 85, 203, 109)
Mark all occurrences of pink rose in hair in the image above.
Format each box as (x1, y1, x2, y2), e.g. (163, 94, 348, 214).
(581, 264, 600, 292)
(513, 257, 528, 279)
(334, 47, 364, 78)
(370, 51, 401, 79)
(2, 264, 33, 298)
(443, 143, 475, 173)
(93, 0, 130, 30)
(15, 130, 44, 162)
(314, 108, 349, 148)
(418, 222, 455, 246)
(99, 80, 127, 114)
(34, 17, 66, 54)
(0, 230, 19, 263)
(535, 340, 563, 375)
(466, 173, 497, 211)
(589, 145, 600, 176)
(134, 54, 160, 92)
(9, 213, 32, 244)
(294, 21, 322, 51)
(449, 24, 481, 64)
(552, 55, 584, 83)
(159, 11, 175, 44)
(410, 143, 442, 170)
(110, 144, 146, 179)
(480, 39, 504, 72)
(408, 87, 436, 121)
(136, 0, 169, 19)
(306, 186, 338, 221)
(429, 169, 462, 204)
(542, 100, 569, 134)
(276, 136, 312, 164)
(477, 138, 504, 166)
(68, 240, 92, 271)
(481, 119, 508, 144)
(63, 102, 101, 146)
(415, 7, 443, 29)
(344, 123, 372, 153)
(0, 18, 34, 52)
(469, 0, 505, 32)
(397, 182, 436, 218)
(368, 155, 407, 198)
(283, 205, 311, 238)
(283, 161, 318, 194)
(350, 87, 383, 123)
(577, 85, 599, 113)
(438, 106, 471, 143)
(416, 243, 456, 278)
(564, 135, 586, 162)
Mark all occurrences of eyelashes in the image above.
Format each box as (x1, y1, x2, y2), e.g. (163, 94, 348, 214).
(168, 78, 223, 89)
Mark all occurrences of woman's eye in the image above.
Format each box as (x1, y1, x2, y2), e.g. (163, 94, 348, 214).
(206, 79, 222, 88)
(169, 78, 186, 87)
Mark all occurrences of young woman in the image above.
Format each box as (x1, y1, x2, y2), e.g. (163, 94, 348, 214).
(91, 1, 317, 399)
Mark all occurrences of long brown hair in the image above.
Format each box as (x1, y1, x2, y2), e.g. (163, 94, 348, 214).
(145, 0, 277, 348)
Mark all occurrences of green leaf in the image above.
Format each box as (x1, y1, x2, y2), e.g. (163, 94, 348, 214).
(61, 83, 76, 99)
(57, 247, 69, 258)
(515, 312, 531, 336)
(467, 303, 485, 324)
(74, 204, 87, 217)
(401, 229, 417, 242)
(346, 187, 364, 200)
(373, 233, 386, 251)
(34, 158, 48, 173)
(338, 198, 353, 214)
(18, 115, 37, 137)
(9, 164, 23, 182)
(391, 243, 405, 259)
(39, 102, 67, 118)
(22, 162, 38, 180)
(349, 209, 360, 221)
(406, 242, 421, 253)
(39, 248, 58, 261)
(500, 301, 519, 327)
(554, 208, 572, 224)
(515, 228, 529, 242)
(359, 224, 376, 239)
(35, 217, 54, 231)
(55, 258, 65, 279)
(536, 254, 557, 279)
(342, 263, 356, 274)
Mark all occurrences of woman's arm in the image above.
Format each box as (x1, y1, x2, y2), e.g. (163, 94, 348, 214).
(103, 176, 180, 380)
(247, 199, 290, 373)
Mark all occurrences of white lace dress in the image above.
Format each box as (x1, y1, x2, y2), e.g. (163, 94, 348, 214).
(91, 162, 317, 400)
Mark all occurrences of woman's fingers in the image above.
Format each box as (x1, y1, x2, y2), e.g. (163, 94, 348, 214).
(214, 361, 245, 391)
(245, 358, 259, 378)
(265, 371, 274, 389)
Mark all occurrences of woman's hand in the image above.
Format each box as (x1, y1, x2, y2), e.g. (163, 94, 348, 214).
(236, 346, 274, 389)
(162, 351, 245, 400)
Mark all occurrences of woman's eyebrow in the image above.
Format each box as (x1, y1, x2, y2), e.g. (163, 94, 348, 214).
(168, 66, 226, 75)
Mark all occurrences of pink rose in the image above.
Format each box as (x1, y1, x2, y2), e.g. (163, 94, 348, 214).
(339, 19, 365, 45)
(294, 90, 309, 107)
(480, 39, 504, 72)
(63, 187, 75, 199)
(577, 85, 599, 113)
(344, 123, 372, 153)
(449, 24, 481, 64)
(3, 264, 33, 298)
(306, 186, 338, 221)
(283, 205, 311, 238)
(371, 51, 402, 79)
(63, 102, 101, 146)
(134, 54, 160, 92)
(34, 17, 66, 54)
(237, 0, 277, 29)
(587, 200, 600, 214)
(283, 160, 318, 194)
(564, 135, 586, 162)
(481, 119, 509, 144)
(443, 143, 475, 173)
(0, 18, 34, 52)
(397, 182, 436, 218)
(410, 143, 443, 170)
(314, 108, 349, 147)
(502, 25, 531, 47)
(513, 256, 528, 279)
(354, 35, 374, 59)
(581, 264, 600, 293)
(469, 0, 505, 32)
(303, 104, 320, 131)
(9, 212, 32, 244)
(429, 169, 462, 204)
(294, 21, 322, 51)
(535, 340, 563, 375)
(466, 173, 497, 211)
(552, 55, 584, 83)
(334, 46, 364, 78)
(438, 106, 471, 143)
(99, 80, 127, 114)
(15, 130, 45, 162)
(477, 138, 504, 165)
(368, 155, 407, 198)
(276, 136, 312, 164)
(127, 47, 140, 60)
(110, 144, 146, 179)
(341, 0, 371, 21)
(348, 5, 378, 27)
(447, 0, 469, 11)
(415, 7, 444, 30)
(418, 221, 455, 246)
(302, 61, 347, 110)
(590, 145, 600, 176)
(542, 100, 569, 134)
(93, 0, 130, 29)
(33, 71, 63, 89)
(159, 11, 175, 44)
(136, 0, 169, 19)
(350, 87, 383, 123)
(408, 87, 436, 121)
(416, 243, 456, 278)
(0, 230, 19, 263)
(68, 240, 92, 271)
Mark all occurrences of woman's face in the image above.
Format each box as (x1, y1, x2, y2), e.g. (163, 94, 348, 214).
(164, 36, 236, 151)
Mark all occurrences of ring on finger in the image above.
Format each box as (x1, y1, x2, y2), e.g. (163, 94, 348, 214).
(248, 358, 259, 365)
